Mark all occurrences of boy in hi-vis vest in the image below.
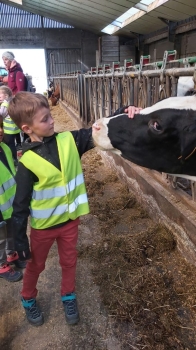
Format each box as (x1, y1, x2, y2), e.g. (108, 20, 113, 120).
(8, 91, 100, 327)
(0, 115, 24, 282)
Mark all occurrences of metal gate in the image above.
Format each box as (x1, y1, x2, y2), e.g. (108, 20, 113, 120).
(46, 48, 81, 76)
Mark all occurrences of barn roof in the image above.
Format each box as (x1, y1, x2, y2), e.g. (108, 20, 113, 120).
(1, 0, 196, 37)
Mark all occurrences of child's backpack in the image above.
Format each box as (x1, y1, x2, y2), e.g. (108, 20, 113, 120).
(13, 71, 36, 92)
(25, 75, 36, 92)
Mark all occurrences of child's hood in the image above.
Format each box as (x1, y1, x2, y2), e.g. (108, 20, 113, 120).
(21, 133, 58, 154)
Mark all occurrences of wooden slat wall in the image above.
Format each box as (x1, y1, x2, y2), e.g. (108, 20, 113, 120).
(101, 35, 119, 64)
(120, 44, 135, 64)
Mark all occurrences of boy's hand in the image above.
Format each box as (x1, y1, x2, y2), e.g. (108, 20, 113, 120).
(18, 248, 32, 261)
(124, 106, 143, 119)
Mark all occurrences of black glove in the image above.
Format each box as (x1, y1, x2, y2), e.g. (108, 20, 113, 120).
(113, 105, 129, 116)
(18, 248, 31, 261)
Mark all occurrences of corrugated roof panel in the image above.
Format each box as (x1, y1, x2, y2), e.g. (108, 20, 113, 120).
(0, 2, 73, 28)
(1, 0, 196, 35)
(174, 0, 196, 8)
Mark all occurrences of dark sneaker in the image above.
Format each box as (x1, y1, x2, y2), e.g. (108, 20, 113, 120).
(0, 264, 23, 282)
(21, 298, 44, 326)
(7, 252, 27, 269)
(61, 293, 79, 325)
(14, 159, 19, 167)
(13, 259, 27, 269)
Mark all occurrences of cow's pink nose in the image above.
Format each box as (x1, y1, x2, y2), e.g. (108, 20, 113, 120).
(92, 122, 101, 130)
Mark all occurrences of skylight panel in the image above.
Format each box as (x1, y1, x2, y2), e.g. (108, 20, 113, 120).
(140, 0, 155, 5)
(8, 0, 22, 4)
(102, 24, 119, 35)
(101, 0, 170, 34)
(115, 8, 140, 23)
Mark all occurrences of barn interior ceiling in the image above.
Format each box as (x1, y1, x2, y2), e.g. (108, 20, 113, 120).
(1, 0, 196, 37)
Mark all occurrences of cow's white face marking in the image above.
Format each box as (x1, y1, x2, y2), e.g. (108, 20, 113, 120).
(177, 76, 194, 96)
(140, 95, 196, 115)
(92, 115, 123, 155)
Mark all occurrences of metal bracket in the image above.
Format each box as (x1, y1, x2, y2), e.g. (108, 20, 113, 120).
(158, 17, 177, 42)
(130, 31, 141, 50)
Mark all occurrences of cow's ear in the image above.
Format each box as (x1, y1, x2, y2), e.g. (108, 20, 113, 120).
(180, 124, 196, 161)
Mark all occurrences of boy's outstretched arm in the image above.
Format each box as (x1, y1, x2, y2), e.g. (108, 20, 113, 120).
(71, 128, 94, 157)
(12, 162, 33, 260)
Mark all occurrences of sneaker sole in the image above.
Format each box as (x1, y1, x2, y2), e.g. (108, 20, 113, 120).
(0, 274, 23, 282)
(66, 316, 80, 325)
(27, 315, 44, 327)
(8, 261, 27, 269)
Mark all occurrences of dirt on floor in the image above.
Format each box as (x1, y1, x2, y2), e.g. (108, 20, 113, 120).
(1, 103, 196, 350)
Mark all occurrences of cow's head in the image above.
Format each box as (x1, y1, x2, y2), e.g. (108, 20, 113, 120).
(92, 96, 196, 176)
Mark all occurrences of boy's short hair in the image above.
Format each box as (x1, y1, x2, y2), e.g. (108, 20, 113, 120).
(0, 85, 12, 98)
(8, 92, 49, 128)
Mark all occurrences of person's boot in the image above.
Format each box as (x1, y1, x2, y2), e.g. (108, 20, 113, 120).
(0, 220, 7, 240)
(7, 252, 27, 269)
(61, 293, 80, 325)
(16, 143, 22, 151)
(0, 263, 23, 282)
(21, 297, 44, 326)
(14, 159, 19, 167)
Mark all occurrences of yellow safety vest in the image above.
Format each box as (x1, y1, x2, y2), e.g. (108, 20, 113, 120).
(0, 143, 16, 220)
(20, 132, 89, 229)
(2, 101, 20, 135)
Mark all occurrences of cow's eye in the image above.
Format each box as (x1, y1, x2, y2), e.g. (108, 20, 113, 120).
(149, 120, 162, 133)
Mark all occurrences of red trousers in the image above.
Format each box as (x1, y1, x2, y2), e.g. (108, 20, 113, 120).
(21, 218, 79, 299)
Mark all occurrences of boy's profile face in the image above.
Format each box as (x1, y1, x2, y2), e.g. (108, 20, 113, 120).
(24, 107, 54, 141)
(0, 117, 4, 142)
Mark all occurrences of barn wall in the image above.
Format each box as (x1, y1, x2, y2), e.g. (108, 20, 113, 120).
(148, 39, 174, 61)
(146, 31, 196, 62)
(180, 31, 196, 57)
(0, 28, 98, 73)
(120, 44, 136, 64)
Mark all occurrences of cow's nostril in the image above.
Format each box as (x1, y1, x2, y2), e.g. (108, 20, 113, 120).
(93, 122, 101, 131)
(148, 120, 162, 132)
(153, 121, 161, 131)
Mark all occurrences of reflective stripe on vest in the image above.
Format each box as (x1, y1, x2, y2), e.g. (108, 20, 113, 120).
(3, 116, 20, 134)
(0, 143, 16, 220)
(0, 177, 15, 195)
(0, 195, 15, 213)
(31, 193, 88, 219)
(32, 173, 84, 200)
(20, 131, 89, 229)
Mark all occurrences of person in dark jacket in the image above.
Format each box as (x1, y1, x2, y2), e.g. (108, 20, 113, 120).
(0, 115, 24, 282)
(8, 91, 138, 327)
(1, 51, 26, 95)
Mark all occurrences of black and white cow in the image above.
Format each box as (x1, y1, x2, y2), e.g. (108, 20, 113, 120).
(92, 95, 196, 178)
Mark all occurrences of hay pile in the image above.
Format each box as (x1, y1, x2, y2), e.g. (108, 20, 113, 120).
(80, 150, 196, 350)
